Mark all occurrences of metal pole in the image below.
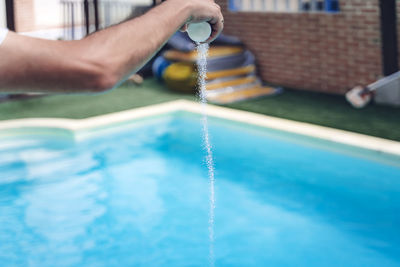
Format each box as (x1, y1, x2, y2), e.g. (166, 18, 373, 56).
(5, 0, 15, 31)
(94, 0, 99, 31)
(379, 0, 399, 76)
(84, 0, 90, 35)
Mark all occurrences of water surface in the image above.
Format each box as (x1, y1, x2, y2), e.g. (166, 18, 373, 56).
(0, 113, 399, 266)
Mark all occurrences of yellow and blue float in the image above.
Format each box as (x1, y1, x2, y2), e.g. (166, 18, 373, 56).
(154, 33, 280, 103)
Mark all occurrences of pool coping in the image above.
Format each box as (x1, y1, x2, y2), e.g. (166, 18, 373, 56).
(0, 99, 399, 156)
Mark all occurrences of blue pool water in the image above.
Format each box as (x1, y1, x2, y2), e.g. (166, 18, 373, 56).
(0, 112, 399, 266)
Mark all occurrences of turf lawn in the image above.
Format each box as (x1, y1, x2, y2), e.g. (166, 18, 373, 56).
(0, 78, 399, 141)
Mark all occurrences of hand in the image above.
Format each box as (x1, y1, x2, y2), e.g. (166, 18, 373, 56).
(174, 0, 224, 42)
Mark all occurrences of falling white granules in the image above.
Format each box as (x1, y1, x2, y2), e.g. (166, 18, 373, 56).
(196, 42, 215, 267)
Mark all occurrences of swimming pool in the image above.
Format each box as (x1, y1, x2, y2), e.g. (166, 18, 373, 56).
(0, 102, 399, 266)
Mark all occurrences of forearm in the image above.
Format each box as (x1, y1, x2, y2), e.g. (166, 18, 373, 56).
(79, 0, 192, 85)
(0, 2, 190, 94)
(0, 0, 222, 94)
(0, 35, 105, 94)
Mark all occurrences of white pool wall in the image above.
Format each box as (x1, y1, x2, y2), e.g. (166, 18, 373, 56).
(0, 99, 399, 157)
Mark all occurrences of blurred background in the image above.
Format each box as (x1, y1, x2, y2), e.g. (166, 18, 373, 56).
(0, 0, 399, 141)
(1, 0, 153, 39)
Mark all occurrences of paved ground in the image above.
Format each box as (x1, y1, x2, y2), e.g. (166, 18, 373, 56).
(0, 78, 399, 141)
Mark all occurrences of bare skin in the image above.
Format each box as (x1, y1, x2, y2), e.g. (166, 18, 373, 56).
(0, 0, 223, 94)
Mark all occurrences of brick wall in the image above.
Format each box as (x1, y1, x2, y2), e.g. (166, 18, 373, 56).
(216, 0, 383, 94)
(14, 0, 35, 32)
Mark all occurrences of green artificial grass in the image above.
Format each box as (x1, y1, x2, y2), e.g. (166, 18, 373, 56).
(0, 78, 399, 141)
(225, 89, 400, 141)
(0, 79, 195, 120)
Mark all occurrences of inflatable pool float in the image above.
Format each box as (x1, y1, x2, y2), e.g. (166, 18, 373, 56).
(206, 65, 256, 80)
(206, 75, 259, 91)
(154, 33, 280, 103)
(163, 46, 244, 62)
(206, 86, 278, 104)
(163, 62, 197, 93)
(152, 56, 171, 80)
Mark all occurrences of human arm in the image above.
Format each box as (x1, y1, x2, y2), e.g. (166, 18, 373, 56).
(0, 0, 223, 94)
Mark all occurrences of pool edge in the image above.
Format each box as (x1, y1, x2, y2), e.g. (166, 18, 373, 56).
(0, 99, 399, 157)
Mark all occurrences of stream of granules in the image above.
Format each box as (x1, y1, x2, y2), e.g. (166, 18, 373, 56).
(196, 42, 215, 267)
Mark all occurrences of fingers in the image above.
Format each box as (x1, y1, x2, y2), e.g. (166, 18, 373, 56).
(183, 0, 223, 43)
(206, 8, 223, 43)
(206, 19, 223, 43)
